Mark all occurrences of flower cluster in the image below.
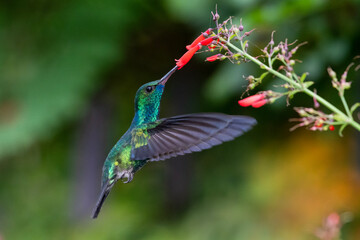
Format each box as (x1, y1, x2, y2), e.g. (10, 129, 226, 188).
(175, 11, 254, 70)
(287, 61, 360, 134)
(328, 65, 352, 93)
(175, 9, 360, 134)
(184, 9, 360, 135)
(290, 107, 335, 132)
(175, 29, 219, 69)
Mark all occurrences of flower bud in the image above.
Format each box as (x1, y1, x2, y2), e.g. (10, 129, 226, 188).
(296, 109, 307, 117)
(206, 54, 220, 62)
(238, 93, 266, 107)
(212, 12, 220, 21)
(327, 67, 337, 80)
(332, 81, 339, 89)
(340, 72, 348, 83)
(251, 99, 267, 108)
(247, 75, 255, 82)
(342, 82, 351, 89)
(239, 19, 244, 31)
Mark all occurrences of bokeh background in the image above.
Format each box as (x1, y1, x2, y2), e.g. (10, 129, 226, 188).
(1, 0, 360, 239)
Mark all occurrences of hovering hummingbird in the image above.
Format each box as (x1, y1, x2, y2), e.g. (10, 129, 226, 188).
(92, 66, 256, 218)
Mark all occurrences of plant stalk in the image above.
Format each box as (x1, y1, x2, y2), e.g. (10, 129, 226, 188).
(224, 40, 360, 132)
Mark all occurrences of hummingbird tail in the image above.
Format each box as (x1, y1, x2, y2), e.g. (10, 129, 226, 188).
(92, 181, 112, 219)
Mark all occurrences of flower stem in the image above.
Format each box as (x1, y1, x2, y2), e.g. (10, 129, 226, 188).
(339, 93, 352, 119)
(224, 40, 360, 132)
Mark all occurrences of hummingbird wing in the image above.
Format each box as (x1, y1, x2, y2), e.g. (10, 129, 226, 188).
(130, 113, 256, 162)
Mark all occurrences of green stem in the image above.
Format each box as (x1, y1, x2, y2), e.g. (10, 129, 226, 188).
(267, 54, 272, 69)
(225, 40, 360, 132)
(339, 93, 352, 118)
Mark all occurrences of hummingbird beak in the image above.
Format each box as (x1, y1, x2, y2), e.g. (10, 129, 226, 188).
(158, 66, 178, 86)
(92, 179, 114, 219)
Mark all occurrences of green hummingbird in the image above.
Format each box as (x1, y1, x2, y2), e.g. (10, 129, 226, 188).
(92, 66, 256, 218)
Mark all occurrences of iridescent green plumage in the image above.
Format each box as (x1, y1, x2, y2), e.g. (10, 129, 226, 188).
(92, 66, 257, 218)
(92, 67, 176, 218)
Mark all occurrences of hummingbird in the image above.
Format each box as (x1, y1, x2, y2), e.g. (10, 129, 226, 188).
(92, 66, 256, 218)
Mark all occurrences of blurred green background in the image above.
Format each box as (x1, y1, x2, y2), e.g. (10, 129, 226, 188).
(1, 0, 360, 239)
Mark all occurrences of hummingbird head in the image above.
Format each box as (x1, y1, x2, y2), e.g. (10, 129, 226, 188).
(132, 66, 178, 126)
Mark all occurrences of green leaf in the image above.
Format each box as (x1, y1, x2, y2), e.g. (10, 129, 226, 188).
(258, 72, 269, 82)
(303, 81, 314, 88)
(242, 40, 249, 49)
(338, 124, 348, 137)
(299, 72, 308, 83)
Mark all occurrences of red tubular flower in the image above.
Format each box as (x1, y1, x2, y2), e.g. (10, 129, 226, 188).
(199, 37, 214, 46)
(186, 29, 211, 50)
(238, 94, 266, 107)
(251, 99, 267, 108)
(329, 125, 335, 131)
(206, 55, 219, 62)
(175, 45, 201, 69)
(186, 35, 204, 50)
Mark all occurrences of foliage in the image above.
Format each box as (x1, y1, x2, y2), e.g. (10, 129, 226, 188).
(0, 0, 140, 159)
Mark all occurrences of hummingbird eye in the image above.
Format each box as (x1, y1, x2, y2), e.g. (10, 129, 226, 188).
(145, 86, 154, 93)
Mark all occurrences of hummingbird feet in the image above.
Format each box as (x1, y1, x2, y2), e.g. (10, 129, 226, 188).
(120, 172, 134, 184)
